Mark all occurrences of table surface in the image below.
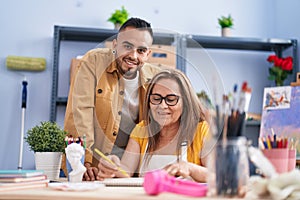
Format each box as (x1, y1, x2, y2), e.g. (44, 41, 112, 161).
(0, 186, 251, 200)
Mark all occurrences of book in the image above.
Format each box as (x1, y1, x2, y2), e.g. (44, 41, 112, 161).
(0, 170, 44, 178)
(0, 174, 47, 183)
(98, 177, 144, 187)
(0, 179, 49, 192)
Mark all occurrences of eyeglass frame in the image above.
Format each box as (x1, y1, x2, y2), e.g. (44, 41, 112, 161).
(149, 93, 180, 106)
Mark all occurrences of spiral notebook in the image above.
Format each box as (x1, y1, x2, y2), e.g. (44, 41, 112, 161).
(98, 177, 144, 187)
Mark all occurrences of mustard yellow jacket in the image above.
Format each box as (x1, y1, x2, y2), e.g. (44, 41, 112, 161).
(64, 48, 161, 167)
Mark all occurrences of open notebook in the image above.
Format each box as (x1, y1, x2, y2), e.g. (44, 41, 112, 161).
(98, 177, 144, 187)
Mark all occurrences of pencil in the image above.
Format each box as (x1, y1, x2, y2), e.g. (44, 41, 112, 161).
(266, 136, 272, 149)
(94, 148, 129, 177)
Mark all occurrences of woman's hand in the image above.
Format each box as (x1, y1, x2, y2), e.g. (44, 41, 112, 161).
(163, 161, 191, 179)
(97, 155, 121, 180)
(163, 161, 208, 182)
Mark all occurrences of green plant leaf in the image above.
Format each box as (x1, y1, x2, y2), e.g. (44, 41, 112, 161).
(25, 121, 67, 152)
(218, 14, 233, 28)
(108, 6, 129, 25)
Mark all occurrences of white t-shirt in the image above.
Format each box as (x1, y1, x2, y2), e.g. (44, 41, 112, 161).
(112, 71, 140, 158)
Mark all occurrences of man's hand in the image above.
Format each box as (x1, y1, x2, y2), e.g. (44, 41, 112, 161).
(83, 162, 99, 181)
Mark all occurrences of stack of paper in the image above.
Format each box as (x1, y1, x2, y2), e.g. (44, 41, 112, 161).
(0, 170, 49, 191)
(98, 177, 144, 187)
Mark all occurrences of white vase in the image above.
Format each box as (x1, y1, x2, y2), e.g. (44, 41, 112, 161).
(221, 27, 231, 37)
(114, 23, 121, 30)
(34, 152, 62, 180)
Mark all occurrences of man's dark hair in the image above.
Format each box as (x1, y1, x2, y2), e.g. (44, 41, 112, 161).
(119, 17, 153, 39)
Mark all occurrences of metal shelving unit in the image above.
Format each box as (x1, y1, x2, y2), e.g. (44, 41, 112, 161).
(50, 25, 298, 121)
(50, 25, 177, 121)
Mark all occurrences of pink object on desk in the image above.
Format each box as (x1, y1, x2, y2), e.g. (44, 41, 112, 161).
(288, 149, 296, 171)
(143, 170, 207, 197)
(262, 149, 289, 173)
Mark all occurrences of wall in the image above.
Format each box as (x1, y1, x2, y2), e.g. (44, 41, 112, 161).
(0, 0, 298, 170)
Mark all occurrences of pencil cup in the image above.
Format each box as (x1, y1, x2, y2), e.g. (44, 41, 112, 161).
(207, 137, 249, 198)
(288, 149, 296, 171)
(262, 149, 288, 173)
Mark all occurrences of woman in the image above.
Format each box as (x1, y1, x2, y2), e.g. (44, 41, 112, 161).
(97, 68, 210, 182)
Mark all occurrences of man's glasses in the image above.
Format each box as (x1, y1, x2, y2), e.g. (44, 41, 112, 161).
(149, 94, 180, 106)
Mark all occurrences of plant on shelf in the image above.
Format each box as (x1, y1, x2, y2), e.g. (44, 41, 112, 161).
(107, 6, 129, 29)
(218, 14, 234, 29)
(218, 14, 234, 37)
(267, 54, 293, 86)
(25, 121, 67, 152)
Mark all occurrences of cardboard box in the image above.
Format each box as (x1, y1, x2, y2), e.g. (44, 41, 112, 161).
(148, 44, 176, 68)
(105, 41, 176, 68)
(291, 72, 300, 86)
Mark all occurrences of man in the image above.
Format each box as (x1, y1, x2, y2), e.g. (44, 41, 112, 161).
(64, 17, 161, 181)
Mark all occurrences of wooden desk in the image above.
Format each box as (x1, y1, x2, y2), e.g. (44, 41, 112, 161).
(0, 186, 244, 200)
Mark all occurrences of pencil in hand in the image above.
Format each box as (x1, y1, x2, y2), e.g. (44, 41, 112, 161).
(94, 148, 129, 177)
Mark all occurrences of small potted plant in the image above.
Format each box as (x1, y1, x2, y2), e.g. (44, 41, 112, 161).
(218, 14, 234, 37)
(25, 121, 67, 180)
(107, 6, 129, 30)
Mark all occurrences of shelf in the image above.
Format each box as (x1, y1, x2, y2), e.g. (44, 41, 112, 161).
(54, 25, 176, 45)
(50, 25, 298, 122)
(186, 35, 297, 52)
(245, 120, 261, 126)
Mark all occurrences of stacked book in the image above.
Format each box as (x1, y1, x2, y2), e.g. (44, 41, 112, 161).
(0, 170, 49, 191)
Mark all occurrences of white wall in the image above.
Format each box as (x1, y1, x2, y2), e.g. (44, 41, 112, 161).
(0, 0, 298, 170)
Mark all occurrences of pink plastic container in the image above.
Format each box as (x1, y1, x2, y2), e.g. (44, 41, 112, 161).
(288, 149, 296, 171)
(262, 149, 288, 173)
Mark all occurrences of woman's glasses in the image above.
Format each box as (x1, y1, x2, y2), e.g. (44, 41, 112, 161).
(149, 94, 180, 106)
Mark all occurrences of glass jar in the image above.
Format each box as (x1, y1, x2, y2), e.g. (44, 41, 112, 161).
(207, 136, 249, 198)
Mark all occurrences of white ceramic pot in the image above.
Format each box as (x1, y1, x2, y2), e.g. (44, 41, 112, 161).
(34, 152, 62, 180)
(221, 27, 231, 37)
(114, 23, 121, 30)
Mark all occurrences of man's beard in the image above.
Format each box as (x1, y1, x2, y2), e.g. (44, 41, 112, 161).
(116, 58, 140, 79)
(124, 67, 138, 78)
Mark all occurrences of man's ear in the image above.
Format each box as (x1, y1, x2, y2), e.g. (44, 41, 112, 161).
(112, 39, 117, 49)
(146, 49, 152, 58)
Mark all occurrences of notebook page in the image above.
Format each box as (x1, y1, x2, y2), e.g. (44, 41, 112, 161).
(98, 177, 144, 187)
